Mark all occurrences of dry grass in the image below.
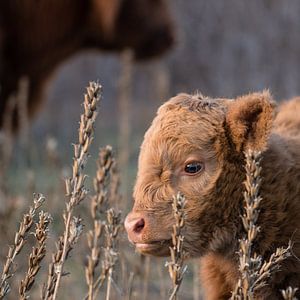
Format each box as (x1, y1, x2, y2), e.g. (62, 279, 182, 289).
(85, 146, 114, 300)
(19, 210, 52, 299)
(0, 82, 298, 300)
(231, 150, 295, 300)
(85, 146, 122, 300)
(42, 82, 102, 300)
(281, 287, 299, 300)
(102, 208, 122, 299)
(0, 193, 45, 299)
(165, 193, 188, 300)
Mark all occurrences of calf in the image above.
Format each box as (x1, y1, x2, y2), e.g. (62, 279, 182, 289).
(125, 92, 300, 299)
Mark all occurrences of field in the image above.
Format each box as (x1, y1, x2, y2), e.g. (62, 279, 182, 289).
(0, 80, 297, 300)
(1, 1, 300, 299)
(0, 80, 201, 300)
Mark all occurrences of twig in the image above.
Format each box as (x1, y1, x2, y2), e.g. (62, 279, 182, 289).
(231, 150, 292, 299)
(104, 208, 121, 300)
(89, 208, 121, 300)
(0, 193, 45, 299)
(281, 287, 299, 300)
(252, 244, 291, 292)
(85, 146, 114, 300)
(42, 82, 101, 300)
(92, 146, 114, 215)
(109, 158, 121, 209)
(19, 211, 52, 299)
(165, 192, 188, 300)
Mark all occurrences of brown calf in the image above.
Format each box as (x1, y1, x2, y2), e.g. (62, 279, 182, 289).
(125, 92, 300, 299)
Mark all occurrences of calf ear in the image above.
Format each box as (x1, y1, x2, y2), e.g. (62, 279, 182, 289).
(226, 91, 275, 152)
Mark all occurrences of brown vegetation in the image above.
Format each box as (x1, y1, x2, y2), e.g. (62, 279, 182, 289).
(0, 0, 174, 129)
(125, 92, 300, 299)
(0, 80, 131, 300)
(1, 79, 299, 299)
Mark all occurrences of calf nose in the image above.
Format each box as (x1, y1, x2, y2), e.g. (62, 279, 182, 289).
(125, 213, 145, 241)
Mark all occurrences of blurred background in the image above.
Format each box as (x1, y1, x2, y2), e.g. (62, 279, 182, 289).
(1, 0, 300, 299)
(32, 0, 300, 187)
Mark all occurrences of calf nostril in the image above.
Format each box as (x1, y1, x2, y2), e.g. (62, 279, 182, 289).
(133, 218, 145, 233)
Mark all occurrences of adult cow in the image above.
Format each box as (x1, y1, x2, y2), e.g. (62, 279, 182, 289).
(0, 0, 174, 129)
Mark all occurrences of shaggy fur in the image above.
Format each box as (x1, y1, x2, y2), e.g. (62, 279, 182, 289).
(125, 92, 300, 299)
(0, 0, 174, 129)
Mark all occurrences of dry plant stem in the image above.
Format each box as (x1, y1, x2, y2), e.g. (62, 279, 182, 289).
(281, 287, 299, 300)
(92, 208, 121, 300)
(43, 82, 102, 300)
(85, 149, 121, 300)
(106, 268, 113, 300)
(252, 244, 291, 291)
(87, 273, 106, 300)
(19, 211, 52, 300)
(236, 150, 263, 299)
(86, 221, 103, 300)
(104, 209, 121, 300)
(85, 146, 114, 300)
(165, 193, 188, 300)
(109, 159, 121, 209)
(231, 150, 291, 300)
(43, 217, 83, 300)
(92, 146, 114, 215)
(0, 194, 45, 299)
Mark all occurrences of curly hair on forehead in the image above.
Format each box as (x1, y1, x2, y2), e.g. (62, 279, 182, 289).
(160, 93, 230, 116)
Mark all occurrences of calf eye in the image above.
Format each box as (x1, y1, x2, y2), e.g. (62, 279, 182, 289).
(184, 161, 203, 175)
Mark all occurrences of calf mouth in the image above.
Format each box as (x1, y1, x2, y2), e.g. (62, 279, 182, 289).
(134, 239, 171, 256)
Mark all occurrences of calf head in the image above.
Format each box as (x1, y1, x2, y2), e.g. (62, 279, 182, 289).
(125, 92, 275, 257)
(88, 0, 175, 59)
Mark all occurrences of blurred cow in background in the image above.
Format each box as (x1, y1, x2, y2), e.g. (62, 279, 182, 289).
(0, 0, 174, 129)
